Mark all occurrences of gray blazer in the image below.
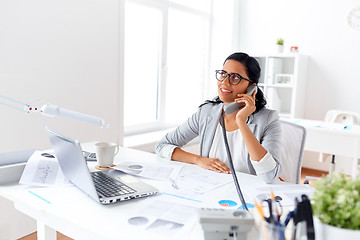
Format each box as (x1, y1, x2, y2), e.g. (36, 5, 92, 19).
(155, 102, 282, 183)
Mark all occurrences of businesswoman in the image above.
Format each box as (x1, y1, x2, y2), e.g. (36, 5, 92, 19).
(155, 52, 281, 183)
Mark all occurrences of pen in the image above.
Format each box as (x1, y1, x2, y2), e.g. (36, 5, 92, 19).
(169, 178, 179, 189)
(255, 201, 269, 240)
(270, 190, 281, 222)
(285, 210, 294, 226)
(344, 125, 352, 130)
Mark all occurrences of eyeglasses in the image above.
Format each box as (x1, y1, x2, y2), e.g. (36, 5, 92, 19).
(215, 70, 252, 85)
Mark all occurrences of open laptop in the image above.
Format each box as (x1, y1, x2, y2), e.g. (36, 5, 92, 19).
(46, 127, 158, 204)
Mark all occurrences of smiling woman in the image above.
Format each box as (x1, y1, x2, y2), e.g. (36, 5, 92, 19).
(155, 52, 282, 184)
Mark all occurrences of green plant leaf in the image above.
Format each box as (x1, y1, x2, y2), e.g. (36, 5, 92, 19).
(277, 38, 284, 45)
(312, 173, 360, 230)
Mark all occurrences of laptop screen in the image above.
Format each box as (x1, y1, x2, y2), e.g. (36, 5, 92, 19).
(46, 127, 99, 202)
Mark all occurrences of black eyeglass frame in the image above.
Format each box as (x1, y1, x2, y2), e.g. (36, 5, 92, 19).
(215, 70, 252, 85)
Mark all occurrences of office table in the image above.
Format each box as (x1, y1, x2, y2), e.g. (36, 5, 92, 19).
(283, 118, 360, 178)
(0, 146, 310, 240)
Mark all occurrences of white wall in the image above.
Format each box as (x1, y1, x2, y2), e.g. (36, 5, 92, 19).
(0, 1, 124, 238)
(0, 0, 124, 152)
(236, 0, 360, 173)
(2, 1, 356, 171)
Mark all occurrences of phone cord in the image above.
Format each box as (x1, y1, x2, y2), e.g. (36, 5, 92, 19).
(220, 113, 249, 211)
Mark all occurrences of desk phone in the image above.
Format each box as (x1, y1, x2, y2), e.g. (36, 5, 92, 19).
(198, 208, 254, 240)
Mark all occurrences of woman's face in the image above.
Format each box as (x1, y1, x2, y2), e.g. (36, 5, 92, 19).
(217, 60, 251, 104)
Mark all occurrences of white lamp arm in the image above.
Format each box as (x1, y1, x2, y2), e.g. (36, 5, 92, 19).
(1, 95, 109, 129)
(0, 95, 30, 113)
(40, 104, 109, 129)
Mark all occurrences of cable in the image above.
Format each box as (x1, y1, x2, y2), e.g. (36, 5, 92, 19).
(220, 113, 248, 211)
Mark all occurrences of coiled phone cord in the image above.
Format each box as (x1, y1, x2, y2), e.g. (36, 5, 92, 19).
(220, 112, 248, 211)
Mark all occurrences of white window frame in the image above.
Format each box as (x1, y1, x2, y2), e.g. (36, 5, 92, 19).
(123, 0, 238, 137)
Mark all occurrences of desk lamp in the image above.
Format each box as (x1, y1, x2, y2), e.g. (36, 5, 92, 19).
(0, 95, 109, 129)
(0, 94, 109, 184)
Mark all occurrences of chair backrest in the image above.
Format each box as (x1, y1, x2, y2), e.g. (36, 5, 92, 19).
(325, 109, 360, 125)
(279, 120, 307, 184)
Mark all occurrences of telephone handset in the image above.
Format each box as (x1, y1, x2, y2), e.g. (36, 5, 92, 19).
(223, 85, 257, 115)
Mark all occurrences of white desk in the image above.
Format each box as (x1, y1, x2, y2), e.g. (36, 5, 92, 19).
(284, 118, 360, 178)
(0, 146, 309, 240)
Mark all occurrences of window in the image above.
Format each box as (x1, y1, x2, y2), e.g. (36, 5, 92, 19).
(124, 3, 162, 128)
(165, 8, 208, 124)
(124, 0, 234, 135)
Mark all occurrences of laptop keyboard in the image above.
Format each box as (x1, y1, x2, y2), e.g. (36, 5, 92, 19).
(91, 171, 136, 198)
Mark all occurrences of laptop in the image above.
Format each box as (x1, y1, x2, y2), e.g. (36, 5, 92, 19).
(46, 127, 158, 204)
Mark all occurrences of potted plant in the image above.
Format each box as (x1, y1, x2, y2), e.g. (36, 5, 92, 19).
(276, 38, 284, 53)
(312, 173, 360, 239)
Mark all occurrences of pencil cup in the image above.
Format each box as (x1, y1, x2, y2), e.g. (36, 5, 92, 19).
(258, 222, 285, 240)
(95, 142, 119, 168)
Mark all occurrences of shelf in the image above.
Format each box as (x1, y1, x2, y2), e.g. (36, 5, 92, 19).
(279, 113, 292, 118)
(254, 53, 299, 58)
(266, 84, 293, 88)
(255, 54, 308, 118)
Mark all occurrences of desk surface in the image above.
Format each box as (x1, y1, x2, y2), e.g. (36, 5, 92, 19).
(291, 118, 360, 154)
(0, 146, 311, 240)
(283, 118, 360, 178)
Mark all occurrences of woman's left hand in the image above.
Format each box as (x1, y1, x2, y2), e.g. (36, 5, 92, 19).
(234, 90, 256, 124)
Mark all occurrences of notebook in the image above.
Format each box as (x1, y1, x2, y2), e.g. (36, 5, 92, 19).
(46, 127, 158, 204)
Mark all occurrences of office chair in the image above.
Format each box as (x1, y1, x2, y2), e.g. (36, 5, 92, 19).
(278, 120, 307, 184)
(305, 110, 360, 183)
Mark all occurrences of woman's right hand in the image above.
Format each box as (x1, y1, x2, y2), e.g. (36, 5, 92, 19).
(171, 148, 230, 174)
(195, 156, 231, 174)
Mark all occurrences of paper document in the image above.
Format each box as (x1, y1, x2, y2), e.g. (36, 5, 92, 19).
(177, 168, 232, 193)
(242, 184, 314, 206)
(292, 119, 349, 131)
(114, 162, 183, 181)
(201, 183, 253, 209)
(161, 168, 233, 204)
(126, 195, 197, 240)
(19, 150, 71, 186)
(202, 183, 314, 209)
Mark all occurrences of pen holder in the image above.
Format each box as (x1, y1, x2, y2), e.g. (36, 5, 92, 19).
(258, 222, 286, 240)
(258, 222, 305, 240)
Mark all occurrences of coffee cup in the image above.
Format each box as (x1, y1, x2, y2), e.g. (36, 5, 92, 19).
(95, 142, 119, 168)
